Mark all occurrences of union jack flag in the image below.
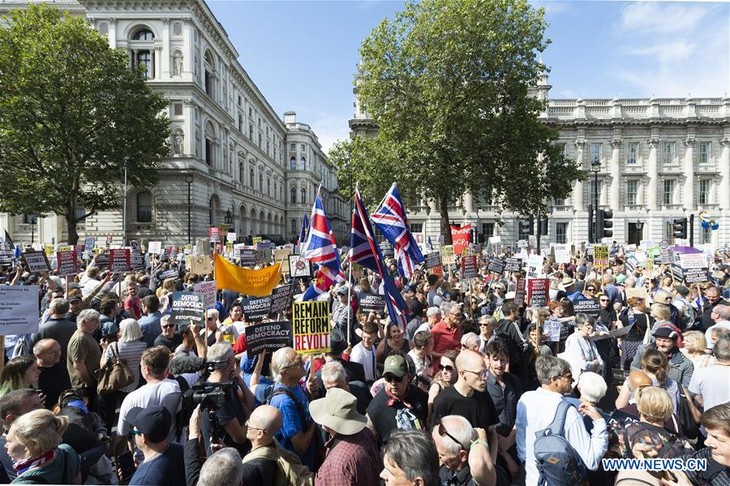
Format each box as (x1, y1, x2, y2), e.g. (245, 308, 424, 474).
(350, 189, 409, 330)
(302, 190, 343, 300)
(371, 183, 424, 280)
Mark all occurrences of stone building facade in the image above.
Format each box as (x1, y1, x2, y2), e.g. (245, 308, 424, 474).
(350, 73, 730, 247)
(0, 0, 348, 248)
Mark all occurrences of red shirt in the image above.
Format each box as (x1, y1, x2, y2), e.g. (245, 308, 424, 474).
(431, 320, 462, 354)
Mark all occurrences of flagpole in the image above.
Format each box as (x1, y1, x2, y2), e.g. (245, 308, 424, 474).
(346, 185, 357, 345)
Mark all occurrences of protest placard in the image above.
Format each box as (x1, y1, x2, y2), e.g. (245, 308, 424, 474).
(424, 252, 441, 269)
(543, 316, 562, 343)
(189, 255, 211, 275)
(573, 295, 600, 318)
(526, 254, 544, 278)
(379, 241, 394, 259)
(131, 249, 145, 271)
(671, 252, 708, 284)
(170, 291, 205, 329)
(440, 245, 456, 265)
(273, 248, 292, 274)
(0, 286, 40, 335)
(504, 257, 522, 273)
(148, 241, 162, 254)
(109, 249, 131, 273)
(193, 280, 217, 310)
(594, 245, 609, 269)
(240, 249, 258, 267)
(242, 296, 272, 321)
(21, 251, 50, 273)
(289, 254, 311, 278)
(553, 244, 570, 264)
(292, 301, 330, 355)
(270, 284, 294, 315)
(245, 321, 292, 355)
(432, 264, 444, 278)
(526, 278, 550, 307)
(209, 227, 221, 243)
(461, 255, 478, 280)
(56, 250, 78, 276)
(360, 294, 385, 314)
(84, 237, 96, 252)
(159, 269, 179, 281)
(514, 278, 526, 308)
(486, 257, 505, 275)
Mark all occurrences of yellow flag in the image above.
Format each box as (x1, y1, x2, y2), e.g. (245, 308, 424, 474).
(213, 253, 281, 297)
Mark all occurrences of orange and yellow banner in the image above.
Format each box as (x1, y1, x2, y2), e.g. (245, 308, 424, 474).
(213, 253, 281, 297)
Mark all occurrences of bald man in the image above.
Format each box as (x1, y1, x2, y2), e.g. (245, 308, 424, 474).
(241, 405, 284, 484)
(431, 350, 499, 461)
(33, 338, 71, 410)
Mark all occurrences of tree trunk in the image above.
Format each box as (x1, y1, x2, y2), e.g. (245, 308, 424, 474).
(66, 217, 79, 246)
(439, 193, 452, 245)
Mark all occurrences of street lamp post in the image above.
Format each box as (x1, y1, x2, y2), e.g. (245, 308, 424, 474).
(591, 160, 601, 243)
(29, 214, 37, 246)
(184, 174, 193, 244)
(122, 156, 128, 246)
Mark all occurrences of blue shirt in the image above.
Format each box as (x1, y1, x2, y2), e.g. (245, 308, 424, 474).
(267, 382, 316, 471)
(129, 443, 184, 486)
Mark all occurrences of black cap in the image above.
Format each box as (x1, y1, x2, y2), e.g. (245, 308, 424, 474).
(126, 405, 171, 443)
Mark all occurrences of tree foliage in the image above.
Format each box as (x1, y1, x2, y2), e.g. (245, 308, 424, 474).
(339, 0, 584, 242)
(0, 5, 170, 244)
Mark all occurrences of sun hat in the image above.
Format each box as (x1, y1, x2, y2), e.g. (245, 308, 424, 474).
(309, 387, 367, 436)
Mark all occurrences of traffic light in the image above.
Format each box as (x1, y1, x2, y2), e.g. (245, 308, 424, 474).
(596, 209, 613, 239)
(539, 215, 549, 236)
(519, 218, 533, 236)
(673, 218, 688, 239)
(587, 204, 594, 243)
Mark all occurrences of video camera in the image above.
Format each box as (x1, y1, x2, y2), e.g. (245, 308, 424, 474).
(182, 381, 234, 412)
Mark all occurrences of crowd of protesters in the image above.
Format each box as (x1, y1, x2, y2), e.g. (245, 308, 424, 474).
(0, 242, 729, 485)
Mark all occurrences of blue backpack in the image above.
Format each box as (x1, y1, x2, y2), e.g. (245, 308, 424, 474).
(533, 400, 590, 486)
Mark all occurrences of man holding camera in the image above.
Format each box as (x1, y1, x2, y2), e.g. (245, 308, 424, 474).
(198, 342, 254, 456)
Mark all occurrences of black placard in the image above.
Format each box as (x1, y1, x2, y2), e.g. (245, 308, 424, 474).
(487, 258, 506, 275)
(360, 294, 385, 314)
(505, 257, 522, 273)
(242, 296, 272, 321)
(573, 295, 600, 318)
(170, 291, 204, 329)
(245, 321, 292, 355)
(424, 252, 441, 269)
(269, 284, 294, 316)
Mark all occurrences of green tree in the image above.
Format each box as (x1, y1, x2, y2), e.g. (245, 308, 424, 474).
(341, 0, 583, 242)
(0, 5, 170, 244)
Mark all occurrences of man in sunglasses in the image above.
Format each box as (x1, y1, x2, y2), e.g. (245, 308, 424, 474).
(366, 354, 428, 448)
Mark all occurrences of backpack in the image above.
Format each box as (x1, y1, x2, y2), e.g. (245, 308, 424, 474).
(243, 440, 315, 486)
(533, 400, 590, 486)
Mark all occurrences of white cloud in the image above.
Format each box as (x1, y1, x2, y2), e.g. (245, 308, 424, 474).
(531, 0, 571, 16)
(620, 2, 712, 36)
(621, 40, 696, 64)
(309, 113, 352, 155)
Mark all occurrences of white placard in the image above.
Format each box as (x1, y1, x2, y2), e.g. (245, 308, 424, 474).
(148, 241, 162, 254)
(0, 286, 40, 335)
(553, 244, 570, 264)
(193, 280, 217, 310)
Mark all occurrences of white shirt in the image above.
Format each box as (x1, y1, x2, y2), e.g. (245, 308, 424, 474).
(564, 332, 604, 376)
(517, 387, 608, 486)
(350, 342, 377, 382)
(688, 363, 730, 411)
(117, 378, 182, 442)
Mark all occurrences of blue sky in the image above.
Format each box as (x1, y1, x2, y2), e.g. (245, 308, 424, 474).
(207, 0, 730, 153)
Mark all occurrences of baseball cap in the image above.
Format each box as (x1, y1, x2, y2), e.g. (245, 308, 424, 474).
(383, 355, 409, 378)
(126, 405, 171, 443)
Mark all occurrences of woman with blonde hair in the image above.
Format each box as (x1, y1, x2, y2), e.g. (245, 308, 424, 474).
(5, 409, 80, 483)
(625, 386, 692, 457)
(0, 356, 40, 399)
(681, 330, 713, 368)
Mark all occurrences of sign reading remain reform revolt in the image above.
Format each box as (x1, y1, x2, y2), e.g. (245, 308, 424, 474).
(292, 301, 330, 355)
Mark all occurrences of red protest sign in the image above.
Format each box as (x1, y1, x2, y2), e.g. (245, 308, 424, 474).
(526, 278, 550, 308)
(450, 224, 472, 256)
(109, 249, 131, 273)
(56, 250, 78, 275)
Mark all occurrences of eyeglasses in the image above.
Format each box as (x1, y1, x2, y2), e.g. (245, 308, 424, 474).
(438, 422, 467, 451)
(162, 324, 175, 329)
(586, 287, 596, 292)
(462, 369, 488, 379)
(439, 364, 454, 372)
(281, 359, 303, 371)
(383, 373, 404, 383)
(599, 298, 609, 302)
(129, 428, 143, 436)
(245, 421, 267, 434)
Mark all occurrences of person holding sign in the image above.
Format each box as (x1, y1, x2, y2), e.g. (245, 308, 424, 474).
(562, 314, 604, 382)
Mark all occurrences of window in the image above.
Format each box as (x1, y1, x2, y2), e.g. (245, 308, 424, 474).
(626, 179, 638, 206)
(300, 157, 306, 170)
(553, 197, 565, 207)
(238, 115, 243, 132)
(590, 143, 601, 164)
(627, 142, 639, 165)
(258, 134, 262, 147)
(136, 191, 152, 222)
(663, 179, 675, 206)
(204, 51, 215, 98)
(699, 142, 711, 164)
(518, 219, 531, 241)
(290, 156, 296, 170)
(173, 103, 183, 117)
(134, 29, 154, 41)
(249, 167, 254, 186)
(662, 142, 676, 164)
(249, 125, 253, 140)
(699, 179, 711, 205)
(290, 188, 297, 204)
(290, 143, 296, 151)
(410, 223, 423, 233)
(258, 173, 263, 191)
(267, 177, 271, 196)
(555, 222, 568, 244)
(291, 219, 297, 234)
(301, 188, 306, 204)
(590, 180, 602, 207)
(74, 205, 87, 222)
(205, 139, 213, 166)
(701, 226, 712, 244)
(481, 222, 494, 240)
(135, 50, 152, 79)
(131, 29, 154, 79)
(239, 163, 244, 182)
(22, 213, 37, 225)
(300, 144, 306, 152)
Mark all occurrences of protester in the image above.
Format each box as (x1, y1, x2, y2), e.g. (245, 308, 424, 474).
(154, 314, 183, 352)
(33, 339, 71, 410)
(66, 309, 102, 401)
(350, 321, 379, 384)
(631, 322, 694, 388)
(618, 296, 652, 370)
(0, 356, 39, 399)
(428, 349, 459, 421)
(432, 414, 496, 486)
(688, 335, 730, 412)
(0, 389, 45, 482)
(139, 295, 162, 347)
(380, 429, 439, 486)
(36, 298, 76, 366)
(126, 405, 185, 485)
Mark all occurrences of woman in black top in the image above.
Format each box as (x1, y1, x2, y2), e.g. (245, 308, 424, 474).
(618, 296, 653, 370)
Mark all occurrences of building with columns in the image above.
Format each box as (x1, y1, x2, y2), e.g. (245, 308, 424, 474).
(0, 0, 348, 248)
(350, 73, 730, 247)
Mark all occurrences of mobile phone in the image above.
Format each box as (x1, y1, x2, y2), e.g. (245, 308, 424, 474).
(114, 451, 136, 483)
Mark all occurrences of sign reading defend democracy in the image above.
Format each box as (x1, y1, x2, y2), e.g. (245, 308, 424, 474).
(360, 294, 385, 314)
(242, 296, 272, 321)
(245, 321, 292, 355)
(170, 291, 205, 328)
(292, 301, 330, 355)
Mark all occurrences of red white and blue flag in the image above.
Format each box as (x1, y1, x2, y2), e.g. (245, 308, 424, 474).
(350, 189, 409, 330)
(302, 190, 343, 300)
(296, 214, 309, 253)
(371, 183, 424, 280)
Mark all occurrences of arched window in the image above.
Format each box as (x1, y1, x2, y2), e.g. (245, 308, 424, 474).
(205, 121, 216, 167)
(258, 172, 263, 192)
(290, 156, 296, 170)
(300, 156, 306, 170)
(204, 51, 216, 98)
(267, 177, 271, 196)
(239, 162, 244, 182)
(133, 29, 154, 41)
(130, 28, 154, 79)
(301, 188, 306, 204)
(249, 167, 254, 186)
(137, 191, 152, 222)
(290, 188, 297, 204)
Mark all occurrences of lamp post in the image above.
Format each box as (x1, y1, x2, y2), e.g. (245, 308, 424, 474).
(223, 209, 233, 244)
(591, 160, 601, 243)
(184, 174, 193, 244)
(29, 214, 37, 246)
(122, 156, 128, 246)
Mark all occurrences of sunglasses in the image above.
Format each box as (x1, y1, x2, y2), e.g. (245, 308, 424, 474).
(245, 420, 267, 434)
(439, 364, 454, 372)
(586, 287, 596, 292)
(599, 299, 609, 302)
(162, 324, 175, 329)
(438, 422, 467, 451)
(206, 317, 216, 321)
(383, 373, 404, 383)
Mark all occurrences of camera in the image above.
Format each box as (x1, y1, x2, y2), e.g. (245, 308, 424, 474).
(182, 381, 234, 412)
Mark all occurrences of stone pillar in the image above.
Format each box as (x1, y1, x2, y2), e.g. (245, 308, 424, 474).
(720, 138, 730, 211)
(108, 18, 117, 49)
(684, 138, 695, 208)
(573, 140, 585, 210)
(647, 138, 659, 210)
(610, 139, 621, 209)
(161, 18, 170, 77)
